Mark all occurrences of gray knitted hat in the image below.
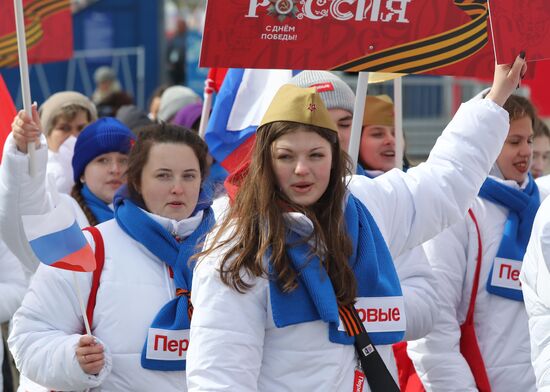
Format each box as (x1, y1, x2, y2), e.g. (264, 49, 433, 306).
(289, 71, 355, 114)
(157, 86, 201, 123)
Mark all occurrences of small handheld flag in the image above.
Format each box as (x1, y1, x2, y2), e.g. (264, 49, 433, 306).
(22, 197, 96, 272)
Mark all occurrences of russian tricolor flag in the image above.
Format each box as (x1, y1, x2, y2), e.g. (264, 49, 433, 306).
(205, 69, 299, 174)
(22, 198, 96, 272)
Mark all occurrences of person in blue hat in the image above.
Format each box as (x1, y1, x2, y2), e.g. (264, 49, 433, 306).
(70, 117, 135, 226)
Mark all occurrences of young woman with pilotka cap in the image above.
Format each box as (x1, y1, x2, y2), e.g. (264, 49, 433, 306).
(185, 57, 527, 391)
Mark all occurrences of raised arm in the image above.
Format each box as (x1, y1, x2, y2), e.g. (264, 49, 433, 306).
(395, 246, 438, 341)
(349, 56, 526, 257)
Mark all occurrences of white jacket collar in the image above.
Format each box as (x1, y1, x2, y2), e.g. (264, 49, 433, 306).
(141, 208, 204, 239)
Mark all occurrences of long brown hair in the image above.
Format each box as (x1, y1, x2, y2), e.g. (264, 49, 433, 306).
(199, 121, 358, 306)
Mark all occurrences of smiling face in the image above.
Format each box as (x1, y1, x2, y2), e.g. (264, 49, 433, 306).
(271, 127, 333, 207)
(496, 116, 534, 184)
(358, 125, 396, 172)
(82, 152, 128, 203)
(139, 143, 202, 221)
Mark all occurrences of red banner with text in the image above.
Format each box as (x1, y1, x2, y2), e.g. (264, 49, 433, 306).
(201, 0, 505, 79)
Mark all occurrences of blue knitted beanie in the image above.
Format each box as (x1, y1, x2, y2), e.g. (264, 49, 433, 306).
(72, 117, 135, 182)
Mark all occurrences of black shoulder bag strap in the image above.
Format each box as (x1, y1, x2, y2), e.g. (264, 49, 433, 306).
(339, 304, 400, 392)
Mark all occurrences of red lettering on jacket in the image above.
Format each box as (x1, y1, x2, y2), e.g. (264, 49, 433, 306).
(153, 334, 189, 357)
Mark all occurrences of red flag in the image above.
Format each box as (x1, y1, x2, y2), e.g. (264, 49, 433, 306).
(489, 0, 550, 65)
(523, 61, 550, 117)
(0, 75, 16, 162)
(0, 0, 73, 68)
(207, 68, 228, 93)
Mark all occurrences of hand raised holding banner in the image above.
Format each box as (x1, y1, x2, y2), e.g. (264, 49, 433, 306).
(486, 52, 527, 107)
(12, 104, 41, 154)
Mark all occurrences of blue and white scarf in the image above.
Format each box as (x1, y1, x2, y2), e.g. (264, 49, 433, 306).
(269, 194, 404, 345)
(479, 175, 540, 301)
(114, 186, 215, 370)
(81, 184, 114, 224)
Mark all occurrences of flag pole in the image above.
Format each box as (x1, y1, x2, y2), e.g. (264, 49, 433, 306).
(72, 272, 92, 336)
(348, 72, 369, 172)
(198, 78, 214, 139)
(394, 76, 404, 170)
(14, 0, 36, 177)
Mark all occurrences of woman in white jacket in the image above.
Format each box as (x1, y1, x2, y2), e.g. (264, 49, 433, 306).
(8, 123, 214, 391)
(186, 58, 525, 392)
(289, 73, 438, 342)
(358, 94, 438, 342)
(4, 114, 134, 391)
(407, 94, 539, 391)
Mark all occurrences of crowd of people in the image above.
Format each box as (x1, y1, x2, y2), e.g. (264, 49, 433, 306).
(1, 54, 550, 392)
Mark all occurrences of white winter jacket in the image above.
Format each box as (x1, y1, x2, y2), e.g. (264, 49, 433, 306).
(1, 131, 198, 390)
(211, 179, 437, 343)
(187, 98, 510, 392)
(0, 240, 28, 391)
(365, 172, 438, 341)
(408, 178, 537, 392)
(521, 192, 550, 392)
(9, 210, 203, 391)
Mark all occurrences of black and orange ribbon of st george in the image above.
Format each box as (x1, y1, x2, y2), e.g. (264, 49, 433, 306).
(338, 303, 365, 337)
(176, 288, 194, 320)
(332, 0, 488, 74)
(0, 0, 71, 68)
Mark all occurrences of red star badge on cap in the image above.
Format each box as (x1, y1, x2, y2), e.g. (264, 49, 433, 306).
(307, 103, 317, 112)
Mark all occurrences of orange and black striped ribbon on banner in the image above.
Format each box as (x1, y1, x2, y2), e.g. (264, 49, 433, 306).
(333, 0, 488, 74)
(0, 0, 71, 67)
